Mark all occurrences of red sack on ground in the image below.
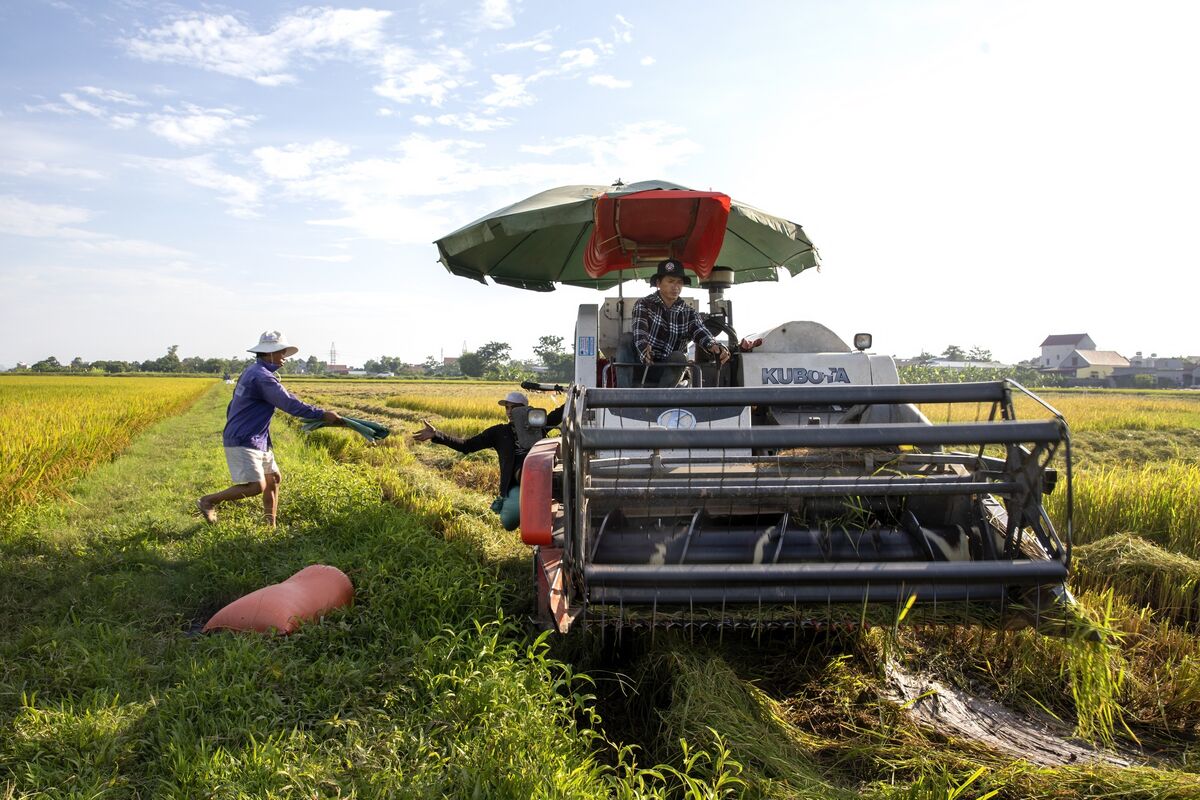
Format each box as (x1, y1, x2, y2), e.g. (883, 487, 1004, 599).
(203, 564, 353, 634)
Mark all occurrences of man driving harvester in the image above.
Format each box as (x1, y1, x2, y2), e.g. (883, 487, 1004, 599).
(623, 258, 731, 386)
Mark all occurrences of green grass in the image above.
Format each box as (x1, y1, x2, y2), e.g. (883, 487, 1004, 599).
(0, 385, 738, 798)
(7, 381, 1200, 798)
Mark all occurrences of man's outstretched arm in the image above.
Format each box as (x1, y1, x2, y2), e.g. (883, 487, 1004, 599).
(413, 420, 499, 454)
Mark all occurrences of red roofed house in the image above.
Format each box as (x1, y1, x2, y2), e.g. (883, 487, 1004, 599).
(1038, 333, 1095, 370)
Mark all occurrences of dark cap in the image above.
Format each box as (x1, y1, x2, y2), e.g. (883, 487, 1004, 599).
(649, 258, 692, 286)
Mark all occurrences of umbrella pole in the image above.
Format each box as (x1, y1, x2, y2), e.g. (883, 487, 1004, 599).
(617, 270, 625, 339)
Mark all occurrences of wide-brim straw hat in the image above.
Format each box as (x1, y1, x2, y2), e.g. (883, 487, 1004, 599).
(247, 330, 299, 359)
(498, 391, 529, 407)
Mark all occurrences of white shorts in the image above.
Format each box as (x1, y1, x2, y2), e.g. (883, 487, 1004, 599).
(224, 447, 280, 485)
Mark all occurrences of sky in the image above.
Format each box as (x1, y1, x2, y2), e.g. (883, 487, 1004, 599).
(2, 0, 1198, 369)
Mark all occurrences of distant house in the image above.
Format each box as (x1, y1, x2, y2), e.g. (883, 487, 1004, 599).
(1054, 350, 1129, 380)
(1111, 352, 1198, 388)
(1038, 333, 1096, 370)
(327, 363, 350, 375)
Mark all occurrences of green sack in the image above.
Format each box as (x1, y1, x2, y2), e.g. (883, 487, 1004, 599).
(302, 415, 391, 443)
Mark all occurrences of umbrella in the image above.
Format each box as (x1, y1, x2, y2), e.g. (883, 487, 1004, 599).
(434, 180, 820, 292)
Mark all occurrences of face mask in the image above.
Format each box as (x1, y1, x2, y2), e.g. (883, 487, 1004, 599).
(263, 360, 282, 373)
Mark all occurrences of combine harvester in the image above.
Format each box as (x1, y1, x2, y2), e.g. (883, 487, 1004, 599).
(435, 182, 1073, 634)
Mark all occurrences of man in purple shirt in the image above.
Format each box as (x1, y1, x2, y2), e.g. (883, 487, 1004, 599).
(198, 331, 341, 527)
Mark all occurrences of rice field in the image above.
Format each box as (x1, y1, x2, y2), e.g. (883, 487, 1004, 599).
(0, 375, 213, 517)
(4, 377, 1200, 797)
(918, 387, 1200, 431)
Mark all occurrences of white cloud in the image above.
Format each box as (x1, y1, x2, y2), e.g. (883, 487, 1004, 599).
(0, 195, 94, 237)
(478, 0, 515, 30)
(613, 15, 634, 45)
(307, 202, 449, 243)
(137, 154, 262, 218)
(0, 123, 108, 181)
(428, 112, 513, 132)
(412, 114, 434, 125)
(373, 44, 470, 107)
(518, 121, 701, 177)
(279, 253, 353, 263)
(125, 8, 391, 86)
(585, 16, 634, 58)
(254, 139, 350, 180)
(0, 159, 104, 180)
(558, 48, 598, 70)
(109, 114, 140, 130)
(497, 31, 554, 53)
(26, 87, 255, 143)
(482, 73, 534, 107)
(640, 56, 655, 66)
(23, 101, 76, 115)
(588, 74, 631, 89)
(374, 60, 462, 107)
(59, 92, 106, 117)
(147, 104, 254, 147)
(33, 264, 224, 296)
(271, 134, 542, 241)
(0, 195, 191, 259)
(69, 237, 190, 259)
(77, 86, 146, 106)
(261, 125, 702, 242)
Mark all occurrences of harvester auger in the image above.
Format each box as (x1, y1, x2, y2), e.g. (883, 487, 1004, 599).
(432, 180, 1073, 635)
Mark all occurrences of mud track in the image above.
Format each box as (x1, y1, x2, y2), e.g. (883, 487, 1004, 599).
(885, 665, 1135, 767)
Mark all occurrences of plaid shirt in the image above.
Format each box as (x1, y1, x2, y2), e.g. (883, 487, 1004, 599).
(631, 292, 718, 362)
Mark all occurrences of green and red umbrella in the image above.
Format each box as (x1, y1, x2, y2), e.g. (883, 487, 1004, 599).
(433, 180, 820, 292)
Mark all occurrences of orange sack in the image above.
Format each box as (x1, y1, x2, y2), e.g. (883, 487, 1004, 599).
(203, 564, 354, 634)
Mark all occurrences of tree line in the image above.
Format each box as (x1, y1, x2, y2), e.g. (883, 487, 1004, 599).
(16, 347, 249, 376)
(455, 336, 572, 381)
(12, 340, 1064, 386)
(11, 336, 577, 381)
(900, 344, 1064, 387)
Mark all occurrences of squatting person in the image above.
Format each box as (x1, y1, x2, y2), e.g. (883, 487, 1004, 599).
(198, 330, 342, 527)
(412, 391, 562, 531)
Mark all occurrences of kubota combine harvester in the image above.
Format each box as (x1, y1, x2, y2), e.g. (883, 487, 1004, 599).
(435, 181, 1073, 634)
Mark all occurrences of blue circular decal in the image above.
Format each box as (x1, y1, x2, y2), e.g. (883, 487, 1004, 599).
(657, 408, 697, 429)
